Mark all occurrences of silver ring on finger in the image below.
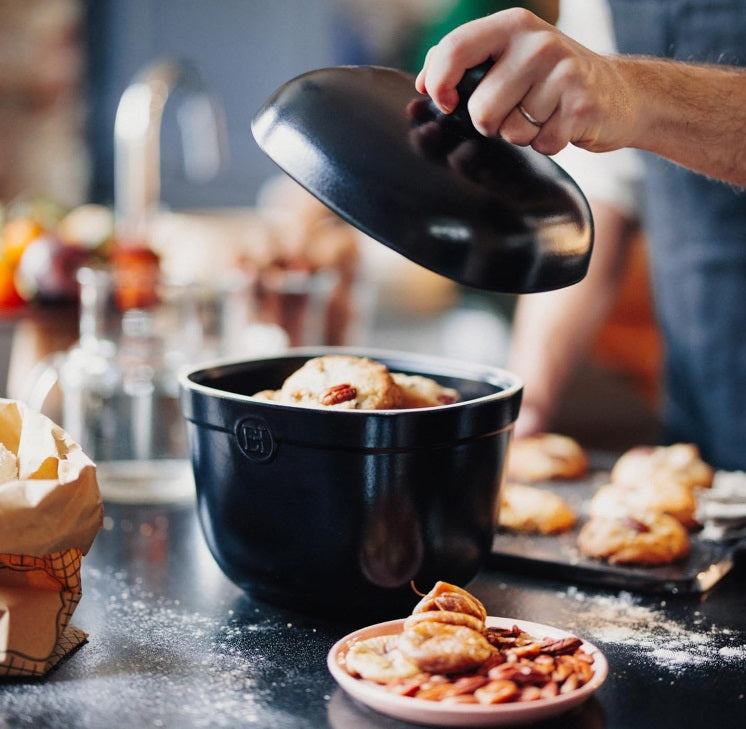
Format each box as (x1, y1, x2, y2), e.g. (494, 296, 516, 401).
(517, 103, 543, 128)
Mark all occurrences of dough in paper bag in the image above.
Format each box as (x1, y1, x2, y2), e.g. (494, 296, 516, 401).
(0, 398, 103, 678)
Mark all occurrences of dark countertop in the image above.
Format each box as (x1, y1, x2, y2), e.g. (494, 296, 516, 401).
(1, 498, 744, 729)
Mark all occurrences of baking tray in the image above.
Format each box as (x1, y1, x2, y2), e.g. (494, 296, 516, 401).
(489, 453, 743, 594)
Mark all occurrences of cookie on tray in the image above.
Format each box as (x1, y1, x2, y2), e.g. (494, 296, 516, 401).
(611, 443, 714, 491)
(497, 483, 577, 535)
(588, 480, 699, 529)
(272, 355, 403, 410)
(577, 512, 690, 565)
(506, 433, 588, 483)
(391, 373, 460, 409)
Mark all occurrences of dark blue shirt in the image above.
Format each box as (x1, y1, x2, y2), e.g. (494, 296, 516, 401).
(609, 0, 746, 469)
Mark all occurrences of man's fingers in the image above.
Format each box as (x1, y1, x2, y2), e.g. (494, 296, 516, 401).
(416, 12, 524, 113)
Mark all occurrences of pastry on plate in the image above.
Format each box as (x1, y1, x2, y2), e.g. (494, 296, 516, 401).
(588, 480, 699, 529)
(506, 433, 588, 482)
(610, 443, 713, 491)
(497, 483, 577, 535)
(577, 512, 690, 565)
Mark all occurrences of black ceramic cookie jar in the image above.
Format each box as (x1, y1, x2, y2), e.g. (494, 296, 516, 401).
(179, 347, 522, 617)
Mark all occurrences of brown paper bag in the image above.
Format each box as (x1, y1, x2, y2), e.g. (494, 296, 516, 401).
(0, 399, 102, 678)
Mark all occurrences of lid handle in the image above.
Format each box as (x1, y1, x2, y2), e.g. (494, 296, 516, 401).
(455, 61, 493, 110)
(449, 60, 494, 128)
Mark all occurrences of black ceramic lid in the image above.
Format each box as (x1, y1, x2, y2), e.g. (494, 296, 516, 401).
(252, 65, 593, 294)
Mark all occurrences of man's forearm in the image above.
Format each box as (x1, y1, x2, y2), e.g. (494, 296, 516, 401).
(509, 202, 635, 436)
(616, 58, 746, 186)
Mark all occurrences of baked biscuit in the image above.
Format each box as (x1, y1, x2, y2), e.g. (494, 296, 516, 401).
(391, 373, 460, 409)
(506, 433, 588, 482)
(611, 443, 713, 491)
(588, 481, 698, 529)
(577, 512, 690, 565)
(272, 355, 403, 410)
(497, 483, 577, 535)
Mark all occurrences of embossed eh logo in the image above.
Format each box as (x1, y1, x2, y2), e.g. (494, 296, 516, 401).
(237, 417, 276, 463)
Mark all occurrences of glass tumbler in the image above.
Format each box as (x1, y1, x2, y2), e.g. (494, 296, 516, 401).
(23, 265, 253, 503)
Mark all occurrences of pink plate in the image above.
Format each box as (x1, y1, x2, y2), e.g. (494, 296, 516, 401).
(327, 615, 608, 727)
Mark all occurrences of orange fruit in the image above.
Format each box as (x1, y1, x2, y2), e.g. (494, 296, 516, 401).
(110, 243, 161, 310)
(0, 257, 25, 308)
(2, 217, 43, 268)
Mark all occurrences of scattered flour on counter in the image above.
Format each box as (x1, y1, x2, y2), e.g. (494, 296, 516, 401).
(0, 565, 326, 729)
(556, 586, 746, 672)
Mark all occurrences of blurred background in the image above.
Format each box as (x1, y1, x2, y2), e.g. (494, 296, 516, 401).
(0, 0, 660, 454)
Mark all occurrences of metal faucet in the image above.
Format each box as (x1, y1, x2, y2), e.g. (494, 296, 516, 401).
(113, 58, 228, 240)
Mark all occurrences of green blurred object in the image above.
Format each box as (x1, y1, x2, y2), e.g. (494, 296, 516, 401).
(409, 1, 528, 70)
